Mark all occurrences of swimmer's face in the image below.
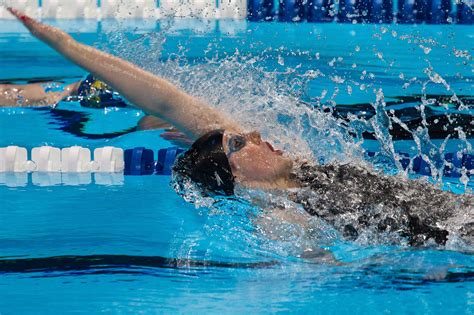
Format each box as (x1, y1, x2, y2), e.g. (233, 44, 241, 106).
(223, 130, 293, 185)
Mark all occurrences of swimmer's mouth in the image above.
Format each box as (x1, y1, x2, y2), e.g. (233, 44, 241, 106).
(265, 141, 283, 155)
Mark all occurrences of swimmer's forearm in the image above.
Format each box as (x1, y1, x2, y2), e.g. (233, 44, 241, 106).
(8, 8, 242, 138)
(6, 9, 184, 119)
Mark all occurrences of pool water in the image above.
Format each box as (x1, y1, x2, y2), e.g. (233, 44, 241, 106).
(0, 19, 473, 313)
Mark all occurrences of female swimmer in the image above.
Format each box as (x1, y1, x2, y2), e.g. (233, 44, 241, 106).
(0, 74, 192, 140)
(6, 8, 473, 247)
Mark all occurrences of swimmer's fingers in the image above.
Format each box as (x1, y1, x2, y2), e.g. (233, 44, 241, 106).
(7, 8, 39, 34)
(7, 7, 71, 48)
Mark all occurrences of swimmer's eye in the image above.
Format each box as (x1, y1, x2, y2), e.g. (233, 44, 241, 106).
(228, 135, 246, 155)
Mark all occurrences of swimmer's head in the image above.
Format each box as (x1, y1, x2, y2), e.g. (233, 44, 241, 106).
(172, 129, 235, 196)
(173, 129, 294, 195)
(222, 130, 294, 188)
(78, 74, 127, 108)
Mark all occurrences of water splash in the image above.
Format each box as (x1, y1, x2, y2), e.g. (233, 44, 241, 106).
(98, 21, 473, 253)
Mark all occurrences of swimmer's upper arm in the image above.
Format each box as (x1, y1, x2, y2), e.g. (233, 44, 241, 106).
(8, 8, 243, 139)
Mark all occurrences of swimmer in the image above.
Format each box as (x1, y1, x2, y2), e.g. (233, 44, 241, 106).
(7, 8, 474, 248)
(0, 73, 127, 108)
(0, 74, 191, 141)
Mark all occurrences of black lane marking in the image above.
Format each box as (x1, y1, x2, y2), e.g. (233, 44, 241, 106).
(0, 254, 278, 274)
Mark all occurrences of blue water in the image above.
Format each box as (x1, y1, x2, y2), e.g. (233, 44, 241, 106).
(1, 20, 473, 313)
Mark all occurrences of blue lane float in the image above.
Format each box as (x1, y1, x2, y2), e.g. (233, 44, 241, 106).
(124, 147, 155, 175)
(248, 0, 472, 24)
(247, 0, 275, 21)
(307, 0, 335, 22)
(457, 1, 474, 24)
(124, 147, 185, 176)
(414, 0, 430, 23)
(411, 156, 433, 176)
(397, 0, 417, 23)
(156, 147, 185, 175)
(357, 0, 371, 22)
(427, 0, 451, 24)
(338, 0, 360, 23)
(368, 0, 393, 23)
(1, 145, 473, 179)
(367, 151, 474, 178)
(444, 152, 463, 177)
(279, 0, 306, 22)
(125, 147, 474, 178)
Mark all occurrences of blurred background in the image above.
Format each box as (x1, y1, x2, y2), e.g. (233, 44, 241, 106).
(0, 0, 471, 24)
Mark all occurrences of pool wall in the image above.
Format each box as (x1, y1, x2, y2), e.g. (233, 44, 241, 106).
(0, 0, 247, 19)
(0, 0, 471, 24)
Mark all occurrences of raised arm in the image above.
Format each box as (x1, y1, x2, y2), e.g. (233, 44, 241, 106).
(7, 8, 243, 139)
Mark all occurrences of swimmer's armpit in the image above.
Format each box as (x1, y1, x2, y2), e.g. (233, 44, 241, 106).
(8, 7, 244, 139)
(137, 115, 173, 130)
(160, 130, 194, 147)
(138, 115, 193, 147)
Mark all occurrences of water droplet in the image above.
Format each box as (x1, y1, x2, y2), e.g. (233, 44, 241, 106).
(330, 76, 345, 84)
(278, 55, 284, 66)
(420, 45, 431, 54)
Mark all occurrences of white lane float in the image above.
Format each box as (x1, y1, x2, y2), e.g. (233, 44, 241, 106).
(0, 146, 35, 172)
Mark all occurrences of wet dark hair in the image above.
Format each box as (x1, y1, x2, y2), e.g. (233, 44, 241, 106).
(172, 129, 235, 196)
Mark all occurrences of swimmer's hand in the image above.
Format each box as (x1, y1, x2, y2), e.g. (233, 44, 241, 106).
(7, 8, 68, 49)
(7, 7, 243, 139)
